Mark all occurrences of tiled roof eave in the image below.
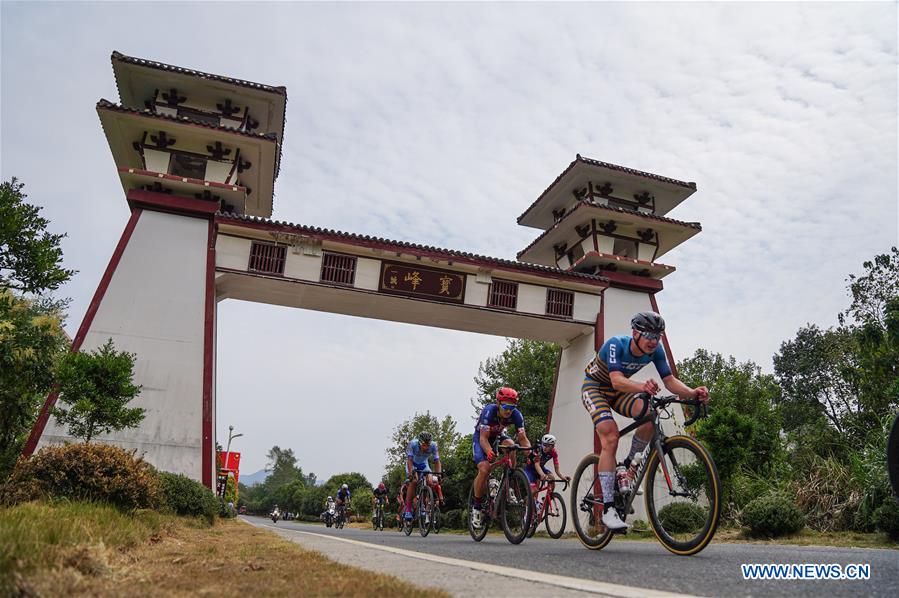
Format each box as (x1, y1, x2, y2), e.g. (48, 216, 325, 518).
(96, 99, 278, 142)
(215, 212, 610, 286)
(516, 201, 701, 260)
(517, 154, 697, 225)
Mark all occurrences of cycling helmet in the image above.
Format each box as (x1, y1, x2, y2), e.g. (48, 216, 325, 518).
(378, 483, 385, 490)
(541, 434, 556, 446)
(418, 431, 432, 443)
(327, 496, 332, 501)
(495, 386, 519, 405)
(631, 311, 665, 338)
(341, 483, 348, 490)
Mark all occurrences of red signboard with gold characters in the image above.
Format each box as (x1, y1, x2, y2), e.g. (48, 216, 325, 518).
(379, 261, 466, 304)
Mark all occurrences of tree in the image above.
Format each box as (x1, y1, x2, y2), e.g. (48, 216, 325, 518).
(0, 178, 75, 294)
(264, 445, 304, 490)
(51, 339, 143, 443)
(0, 291, 69, 477)
(773, 325, 859, 437)
(385, 411, 460, 472)
(678, 349, 783, 473)
(473, 339, 559, 436)
(840, 247, 899, 329)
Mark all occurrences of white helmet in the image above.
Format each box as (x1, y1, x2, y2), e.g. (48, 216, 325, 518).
(327, 496, 332, 501)
(541, 434, 556, 446)
(341, 483, 348, 490)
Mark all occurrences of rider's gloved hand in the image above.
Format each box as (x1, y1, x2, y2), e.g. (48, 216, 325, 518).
(642, 379, 660, 395)
(486, 449, 495, 462)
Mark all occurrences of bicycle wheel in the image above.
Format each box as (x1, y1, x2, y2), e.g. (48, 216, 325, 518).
(499, 469, 533, 544)
(570, 453, 613, 550)
(545, 491, 567, 539)
(644, 435, 720, 556)
(418, 485, 434, 537)
(433, 505, 442, 534)
(467, 483, 489, 542)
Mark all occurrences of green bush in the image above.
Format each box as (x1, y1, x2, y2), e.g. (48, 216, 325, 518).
(657, 502, 707, 534)
(157, 471, 217, 524)
(742, 492, 805, 538)
(0, 443, 158, 510)
(442, 509, 464, 529)
(873, 499, 899, 540)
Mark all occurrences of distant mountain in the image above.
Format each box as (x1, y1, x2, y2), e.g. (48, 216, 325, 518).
(240, 469, 269, 487)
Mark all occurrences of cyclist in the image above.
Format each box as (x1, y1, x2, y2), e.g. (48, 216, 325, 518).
(336, 483, 351, 511)
(471, 386, 531, 529)
(524, 434, 570, 499)
(582, 311, 708, 531)
(372, 482, 390, 512)
(395, 480, 409, 526)
(403, 431, 443, 521)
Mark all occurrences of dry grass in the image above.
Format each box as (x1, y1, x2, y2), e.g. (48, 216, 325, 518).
(3, 503, 448, 597)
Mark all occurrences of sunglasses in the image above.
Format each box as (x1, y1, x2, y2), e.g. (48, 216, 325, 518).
(498, 403, 515, 412)
(639, 332, 661, 341)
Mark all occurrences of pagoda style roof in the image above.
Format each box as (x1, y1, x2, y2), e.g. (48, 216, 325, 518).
(110, 51, 286, 177)
(97, 99, 278, 141)
(517, 201, 701, 262)
(216, 212, 610, 288)
(97, 100, 278, 217)
(518, 155, 698, 230)
(111, 51, 287, 96)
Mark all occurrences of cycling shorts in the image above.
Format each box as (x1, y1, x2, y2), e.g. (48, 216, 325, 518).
(523, 464, 542, 484)
(472, 432, 513, 464)
(581, 376, 644, 425)
(412, 462, 431, 474)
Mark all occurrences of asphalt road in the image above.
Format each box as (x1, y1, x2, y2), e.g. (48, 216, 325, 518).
(252, 517, 898, 597)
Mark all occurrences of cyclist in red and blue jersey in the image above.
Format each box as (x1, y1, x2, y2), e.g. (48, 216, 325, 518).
(524, 433, 570, 489)
(471, 387, 531, 528)
(582, 311, 709, 531)
(403, 431, 443, 521)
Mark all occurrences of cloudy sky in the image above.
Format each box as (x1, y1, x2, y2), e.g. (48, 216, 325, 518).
(2, 2, 896, 484)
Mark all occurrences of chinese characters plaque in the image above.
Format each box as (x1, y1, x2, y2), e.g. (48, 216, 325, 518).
(379, 261, 466, 304)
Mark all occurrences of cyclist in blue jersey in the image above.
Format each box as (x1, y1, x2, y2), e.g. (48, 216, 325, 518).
(582, 311, 709, 531)
(336, 483, 351, 507)
(403, 431, 443, 521)
(524, 433, 570, 489)
(470, 387, 531, 528)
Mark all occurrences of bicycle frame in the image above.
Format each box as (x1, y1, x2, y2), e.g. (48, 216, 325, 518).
(533, 479, 568, 523)
(483, 446, 530, 519)
(585, 396, 704, 518)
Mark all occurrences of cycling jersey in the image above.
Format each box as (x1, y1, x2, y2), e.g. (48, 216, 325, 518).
(472, 403, 525, 463)
(336, 488, 351, 502)
(586, 335, 672, 383)
(582, 335, 672, 425)
(406, 440, 440, 473)
(373, 487, 389, 502)
(524, 443, 560, 484)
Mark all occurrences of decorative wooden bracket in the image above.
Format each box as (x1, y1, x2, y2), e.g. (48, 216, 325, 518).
(575, 224, 591, 238)
(161, 88, 186, 107)
(143, 182, 173, 194)
(572, 187, 588, 201)
(246, 117, 260, 131)
(149, 131, 176, 148)
(638, 228, 655, 243)
(216, 98, 240, 116)
(634, 191, 654, 205)
(552, 208, 566, 221)
(596, 182, 614, 196)
(195, 190, 222, 202)
(206, 141, 232, 160)
(237, 158, 252, 173)
(553, 243, 568, 259)
(599, 220, 617, 234)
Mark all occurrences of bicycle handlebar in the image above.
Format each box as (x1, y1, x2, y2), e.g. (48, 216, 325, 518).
(539, 478, 570, 491)
(650, 394, 708, 427)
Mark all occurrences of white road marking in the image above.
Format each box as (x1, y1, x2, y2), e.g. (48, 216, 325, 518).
(254, 522, 701, 598)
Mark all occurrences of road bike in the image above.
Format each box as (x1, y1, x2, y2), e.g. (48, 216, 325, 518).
(412, 471, 444, 537)
(527, 478, 569, 539)
(335, 503, 348, 529)
(372, 499, 387, 531)
(467, 444, 533, 544)
(571, 394, 720, 556)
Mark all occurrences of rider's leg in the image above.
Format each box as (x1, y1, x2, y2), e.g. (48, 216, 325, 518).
(473, 460, 490, 507)
(619, 393, 653, 463)
(595, 419, 620, 509)
(404, 475, 417, 516)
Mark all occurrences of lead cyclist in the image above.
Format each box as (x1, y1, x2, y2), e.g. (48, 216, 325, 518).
(581, 311, 709, 531)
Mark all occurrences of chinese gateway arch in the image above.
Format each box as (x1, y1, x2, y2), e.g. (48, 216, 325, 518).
(25, 53, 702, 494)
